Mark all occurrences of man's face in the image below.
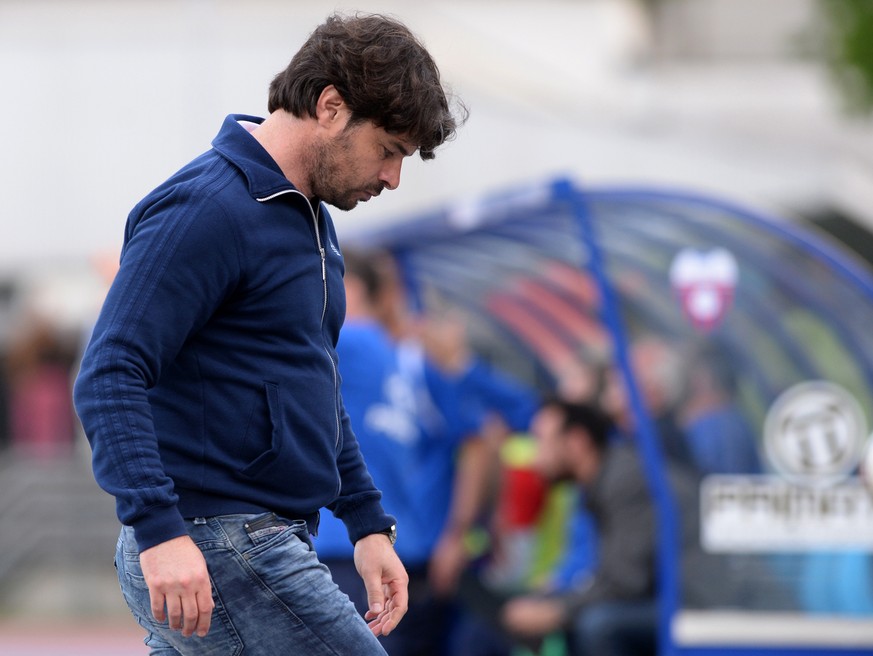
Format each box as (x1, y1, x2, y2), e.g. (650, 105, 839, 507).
(532, 405, 571, 481)
(308, 120, 416, 211)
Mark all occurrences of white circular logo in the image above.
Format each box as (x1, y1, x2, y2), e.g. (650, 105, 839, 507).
(763, 381, 867, 487)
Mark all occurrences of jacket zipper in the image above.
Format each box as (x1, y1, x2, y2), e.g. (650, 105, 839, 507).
(257, 190, 342, 448)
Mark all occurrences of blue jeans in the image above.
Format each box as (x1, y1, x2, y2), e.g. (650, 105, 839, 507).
(115, 513, 388, 655)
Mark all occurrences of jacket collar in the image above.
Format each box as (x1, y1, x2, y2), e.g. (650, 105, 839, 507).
(211, 114, 298, 201)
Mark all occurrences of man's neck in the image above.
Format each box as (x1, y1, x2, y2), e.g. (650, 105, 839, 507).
(250, 110, 312, 197)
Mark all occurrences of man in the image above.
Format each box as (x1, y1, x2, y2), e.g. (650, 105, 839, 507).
(677, 339, 761, 475)
(600, 335, 694, 470)
(73, 13, 463, 655)
(500, 399, 660, 656)
(368, 253, 538, 602)
(498, 396, 724, 656)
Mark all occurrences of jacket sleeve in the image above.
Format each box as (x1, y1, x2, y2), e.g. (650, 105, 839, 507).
(73, 192, 241, 551)
(327, 403, 396, 544)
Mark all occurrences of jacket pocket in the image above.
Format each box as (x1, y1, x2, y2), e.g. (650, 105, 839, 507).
(241, 381, 282, 477)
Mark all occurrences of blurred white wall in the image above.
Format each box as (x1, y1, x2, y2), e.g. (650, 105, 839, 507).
(1, 0, 872, 280)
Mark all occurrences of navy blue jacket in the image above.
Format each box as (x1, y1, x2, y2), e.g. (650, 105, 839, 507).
(74, 115, 393, 551)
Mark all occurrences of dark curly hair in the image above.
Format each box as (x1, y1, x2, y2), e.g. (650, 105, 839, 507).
(268, 12, 466, 160)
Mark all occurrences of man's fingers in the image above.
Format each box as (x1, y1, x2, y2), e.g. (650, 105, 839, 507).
(150, 590, 167, 623)
(373, 581, 407, 636)
(361, 568, 386, 617)
(196, 590, 214, 637)
(150, 590, 213, 638)
(180, 593, 200, 637)
(140, 536, 213, 637)
(166, 595, 184, 631)
(353, 533, 410, 636)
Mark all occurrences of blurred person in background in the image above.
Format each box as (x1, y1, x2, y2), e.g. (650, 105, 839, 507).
(536, 338, 693, 642)
(677, 338, 761, 475)
(367, 250, 540, 653)
(529, 400, 653, 655)
(0, 351, 9, 451)
(459, 397, 716, 656)
(459, 399, 659, 656)
(452, 349, 611, 656)
(315, 248, 435, 655)
(6, 319, 77, 458)
(601, 335, 695, 471)
(73, 12, 464, 655)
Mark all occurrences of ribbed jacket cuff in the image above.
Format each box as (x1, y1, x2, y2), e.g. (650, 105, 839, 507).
(344, 501, 396, 545)
(132, 505, 189, 552)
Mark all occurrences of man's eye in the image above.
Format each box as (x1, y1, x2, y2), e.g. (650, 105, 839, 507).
(383, 148, 393, 159)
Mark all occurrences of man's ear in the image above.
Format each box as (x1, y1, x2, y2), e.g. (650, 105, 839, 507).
(315, 85, 346, 128)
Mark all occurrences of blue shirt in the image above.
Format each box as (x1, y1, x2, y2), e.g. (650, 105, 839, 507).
(315, 321, 432, 563)
(552, 493, 599, 591)
(684, 405, 761, 475)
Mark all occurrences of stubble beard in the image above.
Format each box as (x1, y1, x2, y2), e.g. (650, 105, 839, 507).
(306, 131, 361, 212)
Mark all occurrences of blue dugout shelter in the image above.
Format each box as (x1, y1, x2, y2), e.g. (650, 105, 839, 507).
(349, 178, 873, 655)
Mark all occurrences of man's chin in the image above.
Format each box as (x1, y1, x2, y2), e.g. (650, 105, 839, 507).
(324, 197, 359, 212)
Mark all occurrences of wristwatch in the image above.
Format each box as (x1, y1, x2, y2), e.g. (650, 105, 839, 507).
(377, 524, 397, 546)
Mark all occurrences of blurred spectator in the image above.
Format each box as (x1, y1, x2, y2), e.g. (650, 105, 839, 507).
(0, 351, 10, 450)
(511, 400, 661, 656)
(601, 335, 695, 470)
(478, 422, 550, 593)
(315, 249, 430, 654)
(457, 398, 719, 656)
(677, 339, 761, 475)
(532, 349, 608, 603)
(456, 338, 688, 654)
(370, 251, 538, 592)
(5, 320, 77, 457)
(455, 400, 658, 656)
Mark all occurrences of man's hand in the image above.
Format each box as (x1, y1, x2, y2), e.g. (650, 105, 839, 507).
(354, 533, 409, 637)
(139, 535, 214, 638)
(501, 596, 565, 637)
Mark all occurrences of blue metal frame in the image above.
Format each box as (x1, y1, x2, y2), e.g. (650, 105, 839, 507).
(558, 179, 683, 656)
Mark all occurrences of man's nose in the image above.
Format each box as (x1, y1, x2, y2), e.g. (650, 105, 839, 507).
(380, 159, 402, 191)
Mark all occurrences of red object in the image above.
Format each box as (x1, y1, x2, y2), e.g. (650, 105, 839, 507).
(498, 466, 548, 529)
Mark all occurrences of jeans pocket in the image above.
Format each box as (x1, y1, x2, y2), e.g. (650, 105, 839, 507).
(117, 529, 148, 589)
(244, 513, 308, 549)
(122, 550, 148, 588)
